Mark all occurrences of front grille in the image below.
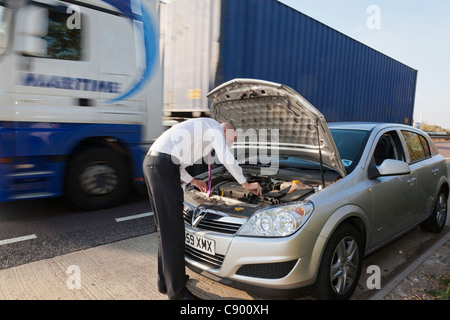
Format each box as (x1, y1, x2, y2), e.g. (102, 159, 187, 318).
(236, 260, 298, 279)
(197, 219, 242, 234)
(183, 209, 243, 235)
(185, 246, 225, 269)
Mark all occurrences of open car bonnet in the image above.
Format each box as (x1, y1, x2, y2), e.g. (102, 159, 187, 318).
(208, 79, 347, 178)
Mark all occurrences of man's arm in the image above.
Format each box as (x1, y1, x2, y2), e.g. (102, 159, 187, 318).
(180, 167, 208, 193)
(180, 167, 193, 185)
(208, 129, 262, 196)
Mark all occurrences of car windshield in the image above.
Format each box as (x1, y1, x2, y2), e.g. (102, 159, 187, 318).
(277, 129, 370, 174)
(330, 129, 370, 172)
(0, 1, 11, 56)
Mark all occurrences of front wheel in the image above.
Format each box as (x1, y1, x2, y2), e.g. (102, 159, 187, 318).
(66, 148, 130, 210)
(312, 223, 363, 300)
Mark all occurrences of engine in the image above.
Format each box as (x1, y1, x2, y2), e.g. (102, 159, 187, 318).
(210, 175, 314, 205)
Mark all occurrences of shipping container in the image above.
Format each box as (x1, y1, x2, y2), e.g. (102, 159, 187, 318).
(160, 0, 417, 126)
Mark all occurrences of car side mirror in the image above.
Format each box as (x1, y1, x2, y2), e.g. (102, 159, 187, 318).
(369, 159, 410, 179)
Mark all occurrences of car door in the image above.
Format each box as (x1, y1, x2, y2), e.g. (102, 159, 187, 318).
(400, 130, 439, 223)
(368, 130, 417, 247)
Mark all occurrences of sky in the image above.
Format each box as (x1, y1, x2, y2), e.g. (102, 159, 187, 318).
(278, 0, 450, 129)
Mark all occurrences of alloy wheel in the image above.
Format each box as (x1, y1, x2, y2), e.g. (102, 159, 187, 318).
(435, 193, 447, 227)
(330, 236, 360, 295)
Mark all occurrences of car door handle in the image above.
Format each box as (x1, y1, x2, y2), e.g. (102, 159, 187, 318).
(407, 177, 416, 185)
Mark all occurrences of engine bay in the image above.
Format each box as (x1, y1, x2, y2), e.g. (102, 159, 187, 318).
(184, 163, 343, 209)
(210, 174, 315, 206)
(184, 166, 327, 207)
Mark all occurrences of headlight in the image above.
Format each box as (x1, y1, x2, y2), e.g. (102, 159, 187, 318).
(238, 202, 314, 237)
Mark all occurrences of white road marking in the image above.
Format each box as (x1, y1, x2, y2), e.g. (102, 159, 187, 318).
(115, 212, 154, 222)
(0, 234, 37, 246)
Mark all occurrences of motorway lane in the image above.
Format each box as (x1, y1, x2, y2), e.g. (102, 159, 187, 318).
(434, 141, 450, 162)
(0, 192, 155, 270)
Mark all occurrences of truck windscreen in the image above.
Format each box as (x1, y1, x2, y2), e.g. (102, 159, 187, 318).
(0, 1, 11, 55)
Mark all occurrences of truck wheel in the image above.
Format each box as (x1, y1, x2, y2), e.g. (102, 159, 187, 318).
(420, 189, 448, 233)
(312, 223, 363, 300)
(66, 148, 130, 210)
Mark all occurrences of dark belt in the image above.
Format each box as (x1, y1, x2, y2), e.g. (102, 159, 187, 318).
(149, 151, 180, 165)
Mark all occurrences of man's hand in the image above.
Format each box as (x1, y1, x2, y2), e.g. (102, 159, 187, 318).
(242, 181, 262, 196)
(191, 179, 207, 193)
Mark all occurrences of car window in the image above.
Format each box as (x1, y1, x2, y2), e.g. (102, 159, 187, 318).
(418, 135, 431, 157)
(373, 131, 404, 166)
(428, 137, 440, 156)
(330, 129, 370, 173)
(401, 130, 430, 163)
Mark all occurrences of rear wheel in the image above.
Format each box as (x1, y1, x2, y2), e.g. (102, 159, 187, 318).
(420, 189, 448, 233)
(66, 148, 130, 210)
(312, 223, 363, 300)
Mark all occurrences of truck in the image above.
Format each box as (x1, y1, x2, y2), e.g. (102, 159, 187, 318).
(0, 0, 418, 210)
(0, 0, 164, 210)
(160, 0, 418, 126)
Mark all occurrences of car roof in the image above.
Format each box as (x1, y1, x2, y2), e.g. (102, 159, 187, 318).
(327, 122, 415, 132)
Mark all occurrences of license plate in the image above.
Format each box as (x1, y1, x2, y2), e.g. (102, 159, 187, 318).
(185, 231, 215, 255)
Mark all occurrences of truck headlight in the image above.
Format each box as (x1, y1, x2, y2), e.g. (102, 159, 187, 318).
(238, 202, 314, 237)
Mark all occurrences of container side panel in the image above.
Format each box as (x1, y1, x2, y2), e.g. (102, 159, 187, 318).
(217, 0, 417, 124)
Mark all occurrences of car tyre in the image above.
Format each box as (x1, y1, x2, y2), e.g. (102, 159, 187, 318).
(420, 189, 448, 233)
(312, 223, 363, 300)
(66, 148, 130, 210)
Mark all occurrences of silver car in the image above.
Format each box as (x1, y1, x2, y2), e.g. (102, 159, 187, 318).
(183, 79, 448, 300)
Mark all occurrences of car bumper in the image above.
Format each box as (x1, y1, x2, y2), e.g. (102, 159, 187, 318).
(184, 224, 321, 290)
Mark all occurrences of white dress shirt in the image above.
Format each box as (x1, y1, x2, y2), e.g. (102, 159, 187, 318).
(149, 118, 247, 185)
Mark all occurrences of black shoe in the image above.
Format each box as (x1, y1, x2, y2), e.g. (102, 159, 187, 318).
(158, 275, 190, 294)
